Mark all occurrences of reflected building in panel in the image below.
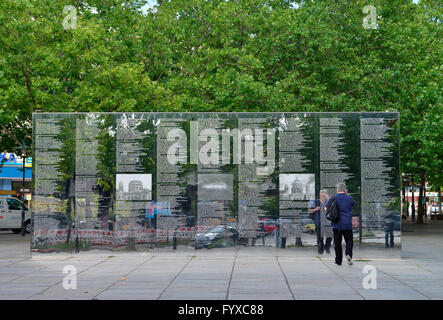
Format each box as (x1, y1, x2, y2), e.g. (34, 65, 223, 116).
(117, 180, 151, 201)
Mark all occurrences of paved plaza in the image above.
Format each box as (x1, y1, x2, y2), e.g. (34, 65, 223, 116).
(0, 220, 442, 300)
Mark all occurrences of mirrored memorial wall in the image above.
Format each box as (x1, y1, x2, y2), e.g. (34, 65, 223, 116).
(32, 113, 400, 257)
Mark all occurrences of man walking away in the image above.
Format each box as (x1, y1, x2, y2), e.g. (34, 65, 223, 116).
(326, 183, 354, 266)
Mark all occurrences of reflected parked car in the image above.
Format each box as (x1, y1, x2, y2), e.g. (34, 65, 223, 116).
(352, 216, 360, 230)
(0, 196, 31, 233)
(259, 218, 278, 235)
(301, 218, 315, 233)
(195, 225, 236, 249)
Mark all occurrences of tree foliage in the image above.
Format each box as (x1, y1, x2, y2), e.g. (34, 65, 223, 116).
(0, 0, 441, 187)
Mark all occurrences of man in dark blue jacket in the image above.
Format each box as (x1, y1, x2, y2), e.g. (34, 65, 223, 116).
(326, 183, 355, 266)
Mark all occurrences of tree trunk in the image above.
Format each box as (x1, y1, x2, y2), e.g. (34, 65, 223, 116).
(438, 187, 441, 216)
(411, 175, 415, 221)
(417, 170, 425, 224)
(424, 176, 427, 219)
(402, 175, 406, 218)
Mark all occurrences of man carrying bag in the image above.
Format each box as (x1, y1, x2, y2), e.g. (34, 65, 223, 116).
(326, 183, 355, 266)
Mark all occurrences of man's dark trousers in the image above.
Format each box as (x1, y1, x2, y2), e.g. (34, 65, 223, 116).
(333, 228, 353, 265)
(385, 229, 394, 248)
(316, 225, 332, 254)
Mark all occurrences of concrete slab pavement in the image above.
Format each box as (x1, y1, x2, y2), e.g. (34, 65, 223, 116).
(0, 220, 442, 300)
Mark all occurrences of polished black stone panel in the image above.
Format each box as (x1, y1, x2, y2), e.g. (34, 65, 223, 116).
(31, 112, 400, 256)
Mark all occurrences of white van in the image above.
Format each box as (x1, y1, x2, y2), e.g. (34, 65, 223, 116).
(0, 196, 32, 233)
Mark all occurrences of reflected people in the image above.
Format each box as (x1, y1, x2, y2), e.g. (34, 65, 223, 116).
(326, 183, 355, 266)
(320, 190, 333, 253)
(383, 211, 395, 248)
(309, 190, 332, 254)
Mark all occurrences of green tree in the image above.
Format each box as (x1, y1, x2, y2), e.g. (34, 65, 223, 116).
(0, 0, 441, 216)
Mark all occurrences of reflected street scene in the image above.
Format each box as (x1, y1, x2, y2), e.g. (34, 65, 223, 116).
(31, 112, 401, 258)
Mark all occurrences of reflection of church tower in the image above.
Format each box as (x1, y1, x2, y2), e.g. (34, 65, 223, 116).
(85, 196, 92, 219)
(283, 184, 289, 194)
(117, 181, 124, 201)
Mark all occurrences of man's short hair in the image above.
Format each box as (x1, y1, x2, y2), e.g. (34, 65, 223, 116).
(319, 189, 329, 196)
(336, 183, 347, 192)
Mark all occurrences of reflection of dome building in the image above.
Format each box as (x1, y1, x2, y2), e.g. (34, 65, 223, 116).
(129, 180, 143, 193)
(280, 174, 315, 201)
(291, 179, 304, 195)
(117, 180, 151, 201)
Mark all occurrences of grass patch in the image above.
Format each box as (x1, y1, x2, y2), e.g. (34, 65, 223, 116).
(362, 230, 376, 237)
(207, 238, 235, 249)
(354, 259, 371, 262)
(34, 240, 90, 251)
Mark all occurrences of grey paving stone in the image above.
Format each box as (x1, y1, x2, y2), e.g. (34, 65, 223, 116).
(0, 267, 44, 274)
(288, 279, 348, 288)
(291, 287, 357, 297)
(6, 276, 62, 287)
(110, 283, 168, 292)
(124, 273, 177, 282)
(96, 292, 161, 300)
(77, 273, 124, 281)
(345, 279, 405, 290)
(0, 286, 47, 299)
(0, 219, 441, 300)
(30, 286, 104, 300)
(228, 293, 292, 300)
(412, 286, 443, 300)
(295, 295, 363, 300)
(160, 291, 226, 300)
(170, 279, 229, 289)
(179, 273, 231, 280)
(355, 287, 430, 300)
(100, 287, 164, 295)
(229, 280, 287, 291)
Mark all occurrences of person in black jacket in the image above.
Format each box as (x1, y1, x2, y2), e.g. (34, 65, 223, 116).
(383, 212, 395, 248)
(326, 183, 355, 266)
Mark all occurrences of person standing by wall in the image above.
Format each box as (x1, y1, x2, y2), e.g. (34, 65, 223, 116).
(308, 198, 322, 254)
(309, 190, 333, 254)
(326, 183, 355, 266)
(319, 189, 333, 254)
(383, 211, 395, 248)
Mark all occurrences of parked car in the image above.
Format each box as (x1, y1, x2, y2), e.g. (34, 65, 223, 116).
(195, 225, 236, 249)
(301, 217, 315, 233)
(303, 223, 316, 234)
(259, 218, 278, 235)
(430, 204, 440, 214)
(352, 216, 360, 230)
(0, 196, 32, 233)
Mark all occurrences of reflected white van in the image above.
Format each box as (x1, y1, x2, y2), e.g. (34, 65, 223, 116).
(0, 196, 31, 233)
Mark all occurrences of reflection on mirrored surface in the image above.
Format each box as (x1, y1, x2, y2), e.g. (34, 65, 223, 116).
(31, 113, 400, 258)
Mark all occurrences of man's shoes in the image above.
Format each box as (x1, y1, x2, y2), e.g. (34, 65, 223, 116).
(325, 249, 330, 254)
(346, 255, 353, 265)
(334, 262, 341, 266)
